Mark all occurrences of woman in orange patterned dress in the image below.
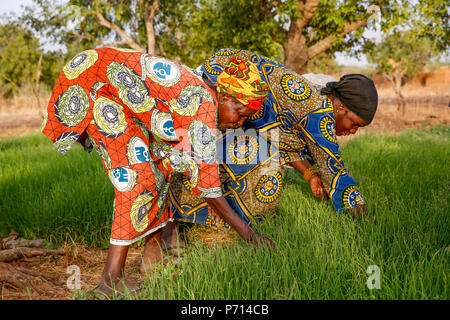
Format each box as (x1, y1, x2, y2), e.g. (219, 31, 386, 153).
(42, 47, 272, 296)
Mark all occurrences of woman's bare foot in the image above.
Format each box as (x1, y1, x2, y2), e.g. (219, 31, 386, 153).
(140, 229, 166, 273)
(96, 277, 139, 299)
(96, 243, 140, 299)
(161, 221, 186, 256)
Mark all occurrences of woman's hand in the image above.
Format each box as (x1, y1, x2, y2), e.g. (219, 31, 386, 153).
(346, 204, 376, 223)
(204, 197, 275, 250)
(309, 175, 328, 200)
(248, 231, 275, 251)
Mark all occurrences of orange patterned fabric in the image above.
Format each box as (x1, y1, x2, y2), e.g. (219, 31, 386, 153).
(42, 47, 221, 245)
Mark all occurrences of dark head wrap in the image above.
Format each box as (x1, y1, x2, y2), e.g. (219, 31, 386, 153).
(320, 74, 378, 123)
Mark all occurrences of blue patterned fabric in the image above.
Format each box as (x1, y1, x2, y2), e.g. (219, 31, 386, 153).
(169, 49, 365, 228)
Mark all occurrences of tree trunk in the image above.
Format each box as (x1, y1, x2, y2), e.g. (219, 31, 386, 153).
(282, 0, 368, 75)
(282, 0, 321, 74)
(283, 35, 309, 74)
(386, 74, 406, 117)
(395, 74, 406, 116)
(96, 12, 145, 51)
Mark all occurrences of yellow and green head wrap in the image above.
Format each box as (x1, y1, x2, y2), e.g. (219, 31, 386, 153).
(216, 57, 269, 110)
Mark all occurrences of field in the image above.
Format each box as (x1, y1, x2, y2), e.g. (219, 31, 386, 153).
(0, 125, 448, 300)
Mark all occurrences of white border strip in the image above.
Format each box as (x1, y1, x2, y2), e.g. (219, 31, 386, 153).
(109, 218, 174, 246)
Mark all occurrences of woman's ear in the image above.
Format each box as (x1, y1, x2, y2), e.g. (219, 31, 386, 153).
(336, 100, 346, 112)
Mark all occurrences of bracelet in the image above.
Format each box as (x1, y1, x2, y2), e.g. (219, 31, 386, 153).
(303, 167, 318, 182)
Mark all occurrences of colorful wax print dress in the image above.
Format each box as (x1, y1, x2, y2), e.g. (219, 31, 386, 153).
(169, 49, 365, 229)
(42, 47, 221, 245)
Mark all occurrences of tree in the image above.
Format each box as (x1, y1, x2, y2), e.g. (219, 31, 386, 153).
(365, 0, 448, 116)
(22, 0, 191, 58)
(367, 31, 437, 116)
(0, 23, 42, 97)
(180, 0, 391, 72)
(20, 0, 450, 73)
(180, 0, 450, 73)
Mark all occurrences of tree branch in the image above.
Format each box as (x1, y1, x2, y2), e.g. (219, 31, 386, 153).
(295, 0, 321, 33)
(307, 18, 367, 59)
(106, 40, 130, 47)
(143, 0, 159, 54)
(95, 12, 145, 51)
(67, 31, 98, 44)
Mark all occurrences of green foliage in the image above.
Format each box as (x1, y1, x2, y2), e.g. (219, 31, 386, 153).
(307, 52, 338, 75)
(1, 0, 448, 90)
(177, 0, 286, 66)
(403, 0, 449, 52)
(367, 30, 437, 79)
(0, 23, 42, 97)
(178, 0, 375, 66)
(0, 134, 113, 246)
(1, 128, 449, 299)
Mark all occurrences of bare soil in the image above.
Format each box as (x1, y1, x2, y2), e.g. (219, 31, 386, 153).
(0, 228, 233, 300)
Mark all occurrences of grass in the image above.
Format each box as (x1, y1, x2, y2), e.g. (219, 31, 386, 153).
(0, 126, 449, 299)
(0, 134, 114, 247)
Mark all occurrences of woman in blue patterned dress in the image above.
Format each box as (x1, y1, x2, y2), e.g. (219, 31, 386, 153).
(166, 48, 378, 241)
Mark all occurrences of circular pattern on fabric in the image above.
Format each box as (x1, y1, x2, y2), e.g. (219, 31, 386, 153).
(150, 110, 177, 141)
(63, 50, 98, 80)
(226, 135, 259, 165)
(55, 85, 89, 127)
(188, 120, 216, 163)
(144, 56, 181, 87)
(130, 191, 154, 232)
(127, 136, 150, 165)
(255, 171, 283, 203)
(182, 173, 193, 192)
(107, 62, 140, 91)
(280, 74, 311, 101)
(319, 116, 337, 144)
(323, 97, 333, 110)
(203, 49, 241, 75)
(53, 131, 80, 154)
(106, 62, 155, 113)
(326, 156, 342, 175)
(278, 150, 291, 164)
(93, 96, 127, 138)
(341, 185, 364, 209)
(249, 104, 264, 121)
(169, 85, 213, 117)
(109, 167, 138, 193)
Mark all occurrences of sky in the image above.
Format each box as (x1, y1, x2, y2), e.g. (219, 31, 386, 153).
(0, 0, 373, 66)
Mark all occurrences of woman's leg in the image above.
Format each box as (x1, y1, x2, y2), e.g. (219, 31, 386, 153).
(140, 229, 165, 273)
(98, 244, 132, 295)
(161, 220, 186, 254)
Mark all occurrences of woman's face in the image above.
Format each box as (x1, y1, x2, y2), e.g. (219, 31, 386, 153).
(217, 92, 257, 130)
(334, 99, 369, 136)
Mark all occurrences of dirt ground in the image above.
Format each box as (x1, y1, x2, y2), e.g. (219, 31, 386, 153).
(0, 89, 448, 300)
(0, 227, 234, 300)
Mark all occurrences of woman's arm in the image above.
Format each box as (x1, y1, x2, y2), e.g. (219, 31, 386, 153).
(289, 160, 328, 200)
(204, 196, 275, 249)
